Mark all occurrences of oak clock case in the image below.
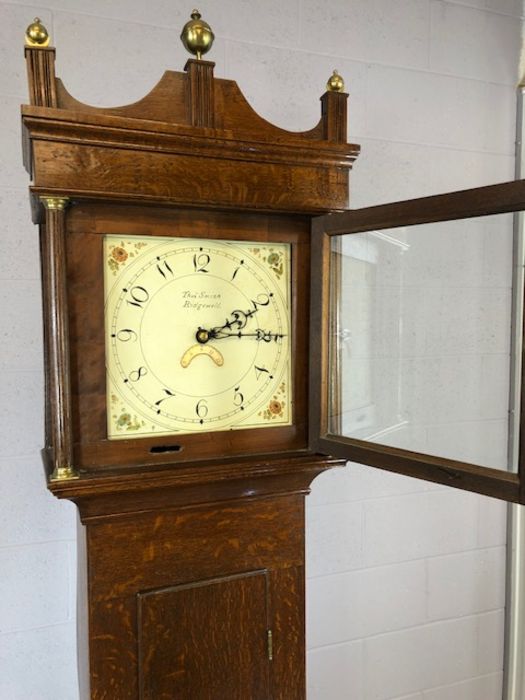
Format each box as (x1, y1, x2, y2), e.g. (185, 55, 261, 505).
(22, 14, 357, 700)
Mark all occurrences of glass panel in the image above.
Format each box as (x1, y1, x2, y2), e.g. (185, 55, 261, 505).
(329, 213, 515, 471)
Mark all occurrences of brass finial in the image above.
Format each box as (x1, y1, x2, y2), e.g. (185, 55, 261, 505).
(326, 70, 345, 93)
(25, 17, 50, 47)
(180, 9, 214, 60)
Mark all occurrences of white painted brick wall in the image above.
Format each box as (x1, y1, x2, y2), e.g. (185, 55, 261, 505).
(0, 1, 521, 698)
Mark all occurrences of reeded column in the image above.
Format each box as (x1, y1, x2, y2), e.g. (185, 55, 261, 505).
(24, 18, 57, 107)
(181, 10, 216, 127)
(185, 59, 216, 128)
(40, 196, 78, 481)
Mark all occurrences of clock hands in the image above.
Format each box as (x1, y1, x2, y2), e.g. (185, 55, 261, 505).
(181, 325, 283, 371)
(209, 306, 259, 337)
(196, 300, 286, 345)
(205, 329, 285, 343)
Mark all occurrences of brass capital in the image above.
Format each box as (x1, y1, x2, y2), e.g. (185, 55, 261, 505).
(49, 464, 80, 481)
(40, 196, 70, 211)
(25, 18, 50, 47)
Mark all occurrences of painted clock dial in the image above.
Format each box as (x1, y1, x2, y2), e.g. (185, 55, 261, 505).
(104, 235, 292, 439)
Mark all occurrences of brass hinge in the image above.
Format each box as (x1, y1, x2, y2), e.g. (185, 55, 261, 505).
(267, 629, 273, 661)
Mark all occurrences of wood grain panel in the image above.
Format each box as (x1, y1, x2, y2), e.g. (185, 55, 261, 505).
(138, 571, 270, 699)
(55, 72, 188, 124)
(86, 495, 304, 601)
(270, 567, 306, 700)
(31, 139, 349, 214)
(89, 596, 138, 699)
(78, 495, 311, 699)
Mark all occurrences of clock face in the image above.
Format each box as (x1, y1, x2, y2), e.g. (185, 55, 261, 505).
(104, 235, 292, 439)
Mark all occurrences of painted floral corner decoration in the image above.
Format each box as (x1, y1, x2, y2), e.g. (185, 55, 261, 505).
(249, 247, 284, 279)
(259, 381, 288, 421)
(107, 239, 149, 276)
(110, 394, 146, 433)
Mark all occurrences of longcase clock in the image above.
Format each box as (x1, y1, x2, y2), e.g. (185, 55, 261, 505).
(22, 11, 525, 700)
(21, 13, 357, 700)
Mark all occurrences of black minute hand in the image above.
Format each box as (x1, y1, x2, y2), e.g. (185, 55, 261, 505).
(210, 329, 286, 342)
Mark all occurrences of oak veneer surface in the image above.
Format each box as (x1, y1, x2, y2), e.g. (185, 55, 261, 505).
(138, 572, 270, 699)
(85, 495, 306, 700)
(23, 60, 357, 218)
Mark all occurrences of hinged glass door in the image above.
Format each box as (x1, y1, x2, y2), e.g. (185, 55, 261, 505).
(309, 180, 525, 503)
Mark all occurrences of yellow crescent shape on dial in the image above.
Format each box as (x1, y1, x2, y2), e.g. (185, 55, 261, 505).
(180, 343, 224, 368)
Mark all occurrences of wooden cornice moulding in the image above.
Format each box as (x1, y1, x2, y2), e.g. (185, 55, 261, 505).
(22, 115, 358, 216)
(21, 109, 357, 165)
(47, 452, 347, 521)
(22, 47, 359, 218)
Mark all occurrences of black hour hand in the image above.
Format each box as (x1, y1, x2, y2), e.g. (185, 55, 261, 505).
(210, 308, 257, 337)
